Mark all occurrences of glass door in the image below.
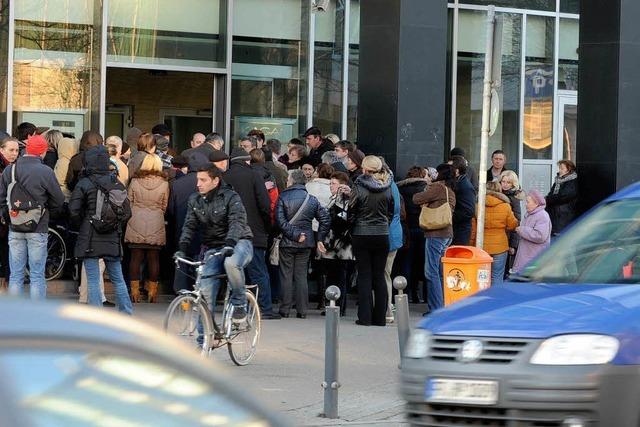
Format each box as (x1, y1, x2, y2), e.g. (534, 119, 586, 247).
(556, 91, 577, 166)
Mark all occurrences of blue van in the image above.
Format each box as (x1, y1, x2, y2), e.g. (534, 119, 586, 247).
(401, 184, 640, 426)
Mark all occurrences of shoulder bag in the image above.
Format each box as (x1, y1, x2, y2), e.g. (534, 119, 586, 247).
(419, 184, 452, 231)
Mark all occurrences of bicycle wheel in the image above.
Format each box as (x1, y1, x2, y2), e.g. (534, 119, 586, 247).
(227, 291, 261, 366)
(164, 294, 214, 356)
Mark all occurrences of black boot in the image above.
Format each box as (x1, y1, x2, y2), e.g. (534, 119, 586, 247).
(316, 274, 327, 310)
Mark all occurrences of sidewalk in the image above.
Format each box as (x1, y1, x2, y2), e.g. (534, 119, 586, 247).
(132, 302, 425, 426)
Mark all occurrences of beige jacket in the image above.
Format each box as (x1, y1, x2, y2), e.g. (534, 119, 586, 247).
(124, 172, 169, 246)
(53, 137, 79, 201)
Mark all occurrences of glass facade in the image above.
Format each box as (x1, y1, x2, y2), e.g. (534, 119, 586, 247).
(107, 0, 226, 68)
(230, 0, 307, 144)
(13, 0, 102, 135)
(0, 1, 8, 129)
(347, 0, 359, 141)
(559, 18, 579, 90)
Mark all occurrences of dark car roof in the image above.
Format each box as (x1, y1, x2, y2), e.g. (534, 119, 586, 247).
(0, 298, 287, 426)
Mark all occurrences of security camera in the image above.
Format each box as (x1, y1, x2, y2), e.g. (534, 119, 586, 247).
(312, 0, 330, 12)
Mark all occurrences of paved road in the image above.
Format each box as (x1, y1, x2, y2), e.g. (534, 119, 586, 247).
(132, 301, 425, 426)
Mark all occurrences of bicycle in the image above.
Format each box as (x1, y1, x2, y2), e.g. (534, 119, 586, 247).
(163, 250, 261, 366)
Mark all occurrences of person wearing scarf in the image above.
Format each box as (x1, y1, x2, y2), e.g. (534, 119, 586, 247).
(545, 160, 578, 237)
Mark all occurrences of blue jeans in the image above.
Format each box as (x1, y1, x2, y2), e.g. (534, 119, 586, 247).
(491, 251, 508, 286)
(245, 247, 273, 314)
(84, 257, 133, 315)
(425, 237, 452, 312)
(8, 231, 48, 299)
(201, 239, 253, 312)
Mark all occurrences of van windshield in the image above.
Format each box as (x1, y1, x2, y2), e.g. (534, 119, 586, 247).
(518, 198, 640, 284)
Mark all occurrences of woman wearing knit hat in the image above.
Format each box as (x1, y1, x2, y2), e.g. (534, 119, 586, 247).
(511, 189, 552, 274)
(350, 155, 394, 326)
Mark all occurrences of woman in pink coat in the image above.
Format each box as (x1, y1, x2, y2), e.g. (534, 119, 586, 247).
(512, 190, 552, 274)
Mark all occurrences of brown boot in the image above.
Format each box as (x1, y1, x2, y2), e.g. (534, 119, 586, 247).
(146, 281, 159, 303)
(130, 280, 141, 303)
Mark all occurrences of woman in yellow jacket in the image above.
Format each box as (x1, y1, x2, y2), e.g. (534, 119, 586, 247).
(471, 181, 518, 285)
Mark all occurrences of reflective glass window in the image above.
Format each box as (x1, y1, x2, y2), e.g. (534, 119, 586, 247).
(231, 0, 307, 145)
(13, 0, 101, 134)
(459, 0, 554, 11)
(347, 0, 360, 142)
(313, 0, 344, 137)
(523, 16, 555, 160)
(560, 0, 579, 14)
(558, 18, 579, 91)
(455, 10, 522, 173)
(107, 0, 226, 68)
(0, 1, 8, 129)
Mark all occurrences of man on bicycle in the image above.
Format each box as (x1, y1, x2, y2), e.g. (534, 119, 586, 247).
(176, 164, 254, 323)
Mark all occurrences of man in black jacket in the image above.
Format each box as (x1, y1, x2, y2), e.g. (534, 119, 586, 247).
(223, 149, 280, 319)
(177, 164, 254, 323)
(182, 132, 224, 165)
(450, 157, 477, 246)
(304, 126, 333, 168)
(0, 135, 64, 299)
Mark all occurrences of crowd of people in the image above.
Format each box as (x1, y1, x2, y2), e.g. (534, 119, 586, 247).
(0, 122, 579, 323)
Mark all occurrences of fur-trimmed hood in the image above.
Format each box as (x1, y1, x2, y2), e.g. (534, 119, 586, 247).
(355, 172, 392, 193)
(396, 177, 430, 187)
(485, 190, 511, 206)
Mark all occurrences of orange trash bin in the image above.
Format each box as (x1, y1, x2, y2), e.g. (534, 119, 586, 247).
(441, 246, 493, 306)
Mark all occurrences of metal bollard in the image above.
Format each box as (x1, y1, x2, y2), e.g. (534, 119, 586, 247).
(393, 276, 410, 362)
(322, 285, 341, 419)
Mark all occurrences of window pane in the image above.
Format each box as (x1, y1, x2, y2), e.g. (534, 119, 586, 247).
(455, 10, 522, 174)
(107, 0, 225, 68)
(560, 0, 579, 14)
(231, 0, 307, 145)
(460, 0, 554, 11)
(0, 1, 8, 129)
(347, 0, 360, 142)
(558, 18, 578, 91)
(313, 0, 344, 137)
(13, 0, 100, 133)
(523, 16, 554, 160)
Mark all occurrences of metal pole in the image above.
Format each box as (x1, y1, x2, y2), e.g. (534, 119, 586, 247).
(322, 285, 341, 419)
(393, 276, 410, 363)
(476, 5, 496, 250)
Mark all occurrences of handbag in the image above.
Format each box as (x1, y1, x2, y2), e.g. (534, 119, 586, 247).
(269, 193, 311, 266)
(419, 184, 452, 231)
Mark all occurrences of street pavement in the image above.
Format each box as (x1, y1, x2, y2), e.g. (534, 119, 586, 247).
(131, 300, 426, 426)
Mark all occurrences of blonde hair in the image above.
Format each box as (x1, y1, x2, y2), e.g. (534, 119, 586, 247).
(499, 170, 520, 190)
(140, 154, 163, 173)
(361, 155, 389, 183)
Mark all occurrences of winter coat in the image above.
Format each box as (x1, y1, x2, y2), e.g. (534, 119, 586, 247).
(54, 137, 79, 201)
(397, 177, 429, 230)
(68, 146, 131, 259)
(321, 192, 353, 260)
(306, 178, 332, 232)
(512, 205, 552, 273)
(124, 172, 170, 247)
(43, 150, 58, 170)
(275, 184, 330, 249)
(0, 155, 65, 233)
(452, 174, 476, 245)
(306, 139, 334, 168)
(388, 181, 403, 252)
(266, 160, 288, 192)
(252, 163, 279, 224)
(546, 172, 578, 235)
(179, 181, 253, 253)
(503, 188, 524, 249)
(223, 160, 271, 248)
(470, 191, 519, 255)
(413, 181, 456, 239)
(350, 173, 394, 236)
(127, 150, 147, 179)
(182, 143, 216, 167)
(66, 138, 102, 192)
(167, 169, 199, 254)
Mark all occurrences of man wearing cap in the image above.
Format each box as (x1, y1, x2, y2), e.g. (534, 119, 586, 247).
(449, 147, 479, 191)
(303, 126, 333, 168)
(154, 134, 173, 169)
(209, 150, 229, 171)
(152, 123, 172, 147)
(223, 148, 280, 319)
(182, 132, 224, 166)
(0, 135, 64, 299)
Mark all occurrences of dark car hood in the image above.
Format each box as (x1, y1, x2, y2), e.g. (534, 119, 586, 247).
(419, 283, 640, 339)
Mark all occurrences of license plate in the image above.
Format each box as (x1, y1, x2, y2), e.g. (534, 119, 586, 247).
(426, 378, 498, 405)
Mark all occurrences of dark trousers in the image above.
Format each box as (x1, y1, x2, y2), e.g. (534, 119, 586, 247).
(401, 228, 426, 301)
(278, 247, 311, 315)
(245, 247, 274, 314)
(352, 235, 389, 326)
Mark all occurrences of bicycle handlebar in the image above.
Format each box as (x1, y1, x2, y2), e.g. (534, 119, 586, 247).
(174, 248, 233, 267)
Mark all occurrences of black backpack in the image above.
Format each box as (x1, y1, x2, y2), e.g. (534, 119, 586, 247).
(89, 177, 127, 234)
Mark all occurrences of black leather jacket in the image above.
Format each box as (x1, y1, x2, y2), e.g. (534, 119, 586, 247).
(179, 182, 253, 252)
(349, 173, 394, 236)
